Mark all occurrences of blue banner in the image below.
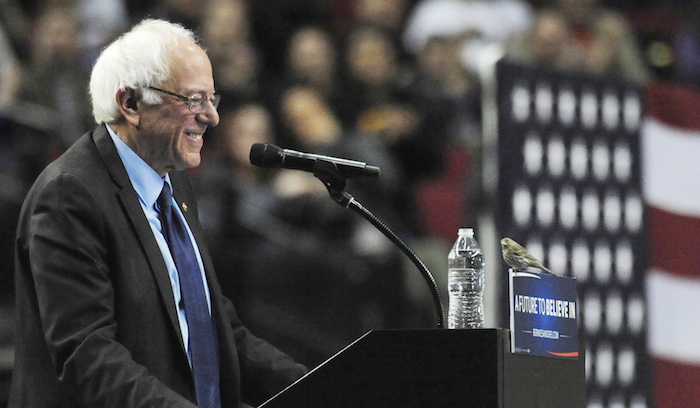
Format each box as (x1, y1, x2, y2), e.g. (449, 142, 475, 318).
(509, 270, 578, 359)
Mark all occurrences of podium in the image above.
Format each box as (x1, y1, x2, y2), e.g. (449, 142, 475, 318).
(260, 328, 585, 408)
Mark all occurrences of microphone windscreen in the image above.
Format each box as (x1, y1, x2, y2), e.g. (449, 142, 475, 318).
(249, 143, 282, 168)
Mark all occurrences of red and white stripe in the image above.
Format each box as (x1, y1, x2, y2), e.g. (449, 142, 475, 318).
(643, 83, 700, 408)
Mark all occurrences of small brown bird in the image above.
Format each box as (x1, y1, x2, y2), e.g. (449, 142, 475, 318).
(500, 237, 554, 275)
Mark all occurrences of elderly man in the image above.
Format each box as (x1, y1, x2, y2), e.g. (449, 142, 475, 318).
(10, 19, 306, 407)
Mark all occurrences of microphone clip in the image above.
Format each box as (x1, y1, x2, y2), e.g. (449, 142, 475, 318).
(313, 159, 354, 208)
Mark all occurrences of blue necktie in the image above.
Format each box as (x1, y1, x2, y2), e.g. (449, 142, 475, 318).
(158, 182, 221, 408)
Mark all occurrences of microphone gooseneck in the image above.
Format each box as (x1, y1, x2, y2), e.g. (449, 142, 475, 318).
(248, 142, 445, 328)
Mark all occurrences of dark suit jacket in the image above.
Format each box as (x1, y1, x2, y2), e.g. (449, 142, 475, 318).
(10, 125, 307, 407)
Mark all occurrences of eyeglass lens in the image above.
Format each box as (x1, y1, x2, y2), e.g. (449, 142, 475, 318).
(189, 94, 220, 112)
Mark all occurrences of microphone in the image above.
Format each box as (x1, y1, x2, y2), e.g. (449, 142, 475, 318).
(249, 143, 381, 179)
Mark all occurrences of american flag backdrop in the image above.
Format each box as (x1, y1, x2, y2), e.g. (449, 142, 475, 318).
(491, 60, 651, 407)
(643, 83, 700, 408)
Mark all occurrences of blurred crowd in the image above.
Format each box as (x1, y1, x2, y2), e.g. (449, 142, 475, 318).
(0, 0, 694, 367)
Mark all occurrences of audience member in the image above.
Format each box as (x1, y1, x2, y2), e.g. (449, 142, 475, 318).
(284, 26, 339, 104)
(76, 0, 129, 64)
(403, 0, 534, 75)
(554, 0, 651, 83)
(16, 4, 93, 145)
(505, 8, 585, 71)
(352, 0, 413, 47)
(338, 25, 432, 180)
(248, 0, 335, 76)
(412, 33, 480, 146)
(0, 8, 66, 308)
(195, 103, 281, 302)
(409, 29, 484, 236)
(200, 0, 263, 108)
(201, 0, 250, 49)
(276, 84, 407, 223)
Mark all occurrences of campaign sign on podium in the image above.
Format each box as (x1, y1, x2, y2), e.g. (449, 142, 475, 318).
(509, 270, 578, 359)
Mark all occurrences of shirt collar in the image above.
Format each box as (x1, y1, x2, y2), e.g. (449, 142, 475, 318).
(106, 124, 170, 210)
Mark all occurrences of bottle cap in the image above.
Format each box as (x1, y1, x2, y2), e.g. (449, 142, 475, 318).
(458, 228, 474, 237)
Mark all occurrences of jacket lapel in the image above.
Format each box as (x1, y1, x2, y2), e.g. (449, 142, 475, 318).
(92, 125, 186, 353)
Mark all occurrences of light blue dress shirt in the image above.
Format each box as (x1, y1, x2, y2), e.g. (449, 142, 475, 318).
(107, 124, 211, 364)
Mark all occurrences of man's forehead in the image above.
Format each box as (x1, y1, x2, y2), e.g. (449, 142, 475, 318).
(167, 46, 214, 91)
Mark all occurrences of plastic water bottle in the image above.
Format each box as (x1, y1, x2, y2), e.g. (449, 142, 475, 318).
(448, 228, 485, 329)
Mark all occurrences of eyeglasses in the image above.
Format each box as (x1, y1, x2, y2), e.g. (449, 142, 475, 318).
(148, 86, 221, 113)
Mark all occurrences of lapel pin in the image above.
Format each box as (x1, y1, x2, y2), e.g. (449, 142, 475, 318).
(182, 203, 188, 212)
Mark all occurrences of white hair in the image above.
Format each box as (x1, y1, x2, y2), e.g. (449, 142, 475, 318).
(89, 19, 198, 124)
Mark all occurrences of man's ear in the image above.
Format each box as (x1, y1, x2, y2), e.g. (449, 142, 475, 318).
(116, 88, 140, 126)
